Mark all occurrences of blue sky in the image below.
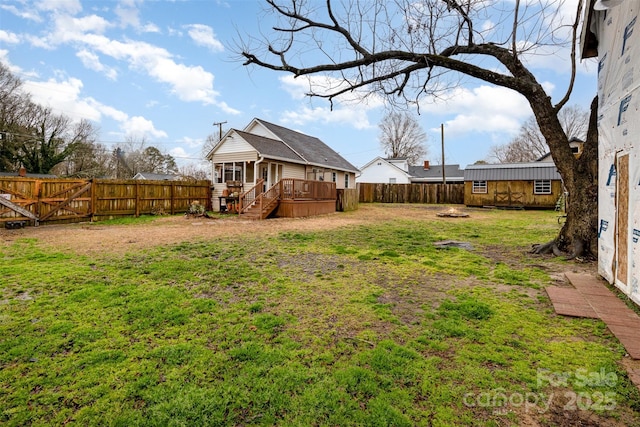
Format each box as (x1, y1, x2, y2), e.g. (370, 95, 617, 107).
(0, 0, 597, 174)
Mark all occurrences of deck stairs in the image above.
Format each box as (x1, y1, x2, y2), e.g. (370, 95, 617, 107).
(238, 179, 280, 220)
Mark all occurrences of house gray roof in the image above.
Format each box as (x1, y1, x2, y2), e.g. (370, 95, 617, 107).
(133, 172, 182, 181)
(408, 164, 464, 182)
(464, 162, 562, 181)
(257, 119, 359, 173)
(235, 130, 303, 163)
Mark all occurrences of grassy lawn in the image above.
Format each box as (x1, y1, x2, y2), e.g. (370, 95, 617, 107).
(1, 206, 639, 426)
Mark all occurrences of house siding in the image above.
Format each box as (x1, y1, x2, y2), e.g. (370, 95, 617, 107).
(357, 161, 411, 184)
(214, 133, 257, 154)
(285, 164, 307, 180)
(210, 151, 258, 163)
(244, 121, 277, 140)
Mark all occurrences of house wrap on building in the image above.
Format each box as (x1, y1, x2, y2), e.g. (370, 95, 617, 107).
(582, 0, 640, 306)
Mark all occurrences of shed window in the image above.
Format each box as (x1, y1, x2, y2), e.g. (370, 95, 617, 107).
(389, 178, 396, 184)
(472, 181, 487, 194)
(534, 180, 552, 195)
(332, 172, 337, 182)
(344, 174, 350, 189)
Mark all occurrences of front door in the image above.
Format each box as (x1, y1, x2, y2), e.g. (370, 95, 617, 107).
(260, 164, 268, 192)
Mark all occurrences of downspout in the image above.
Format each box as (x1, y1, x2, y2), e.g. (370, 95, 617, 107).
(254, 156, 265, 188)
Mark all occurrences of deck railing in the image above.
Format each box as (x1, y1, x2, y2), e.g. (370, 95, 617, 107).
(253, 181, 281, 217)
(280, 178, 336, 200)
(238, 179, 264, 215)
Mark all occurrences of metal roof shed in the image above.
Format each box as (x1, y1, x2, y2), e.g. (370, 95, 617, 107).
(463, 163, 563, 209)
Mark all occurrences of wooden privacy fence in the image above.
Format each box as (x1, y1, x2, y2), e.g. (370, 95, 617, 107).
(0, 177, 211, 225)
(358, 183, 464, 204)
(336, 188, 359, 211)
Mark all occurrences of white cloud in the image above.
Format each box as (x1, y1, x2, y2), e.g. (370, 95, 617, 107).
(36, 0, 83, 15)
(280, 74, 384, 108)
(0, 4, 43, 22)
(178, 137, 204, 149)
(115, 1, 140, 28)
(23, 77, 103, 122)
(20, 73, 166, 140)
(35, 25, 220, 105)
(420, 85, 532, 137)
(90, 101, 129, 122)
(0, 30, 20, 44)
(122, 116, 167, 139)
(141, 23, 160, 33)
(0, 51, 38, 78)
(76, 49, 118, 80)
(185, 24, 224, 52)
(281, 105, 372, 130)
(169, 146, 189, 158)
(278, 74, 383, 130)
(53, 14, 112, 40)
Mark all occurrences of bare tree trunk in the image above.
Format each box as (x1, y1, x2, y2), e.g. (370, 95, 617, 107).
(532, 96, 598, 259)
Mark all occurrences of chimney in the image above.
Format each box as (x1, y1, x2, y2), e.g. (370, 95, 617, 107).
(423, 160, 430, 170)
(18, 167, 26, 177)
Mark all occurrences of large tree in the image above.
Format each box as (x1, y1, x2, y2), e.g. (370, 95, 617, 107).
(489, 105, 589, 163)
(379, 111, 428, 165)
(240, 0, 597, 259)
(0, 62, 97, 174)
(113, 138, 178, 179)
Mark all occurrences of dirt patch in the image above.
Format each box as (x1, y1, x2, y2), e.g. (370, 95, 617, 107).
(0, 204, 485, 256)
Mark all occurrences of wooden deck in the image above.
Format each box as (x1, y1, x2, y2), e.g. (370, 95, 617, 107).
(239, 178, 337, 219)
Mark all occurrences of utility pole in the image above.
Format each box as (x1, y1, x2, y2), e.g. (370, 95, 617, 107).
(441, 123, 446, 184)
(212, 121, 227, 142)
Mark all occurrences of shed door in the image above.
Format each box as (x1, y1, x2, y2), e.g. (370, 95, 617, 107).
(616, 153, 629, 290)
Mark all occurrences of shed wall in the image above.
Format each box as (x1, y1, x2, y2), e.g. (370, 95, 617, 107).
(464, 180, 562, 209)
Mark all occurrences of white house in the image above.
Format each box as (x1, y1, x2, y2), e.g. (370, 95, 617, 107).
(582, 0, 640, 306)
(357, 157, 412, 183)
(358, 157, 464, 184)
(206, 118, 359, 215)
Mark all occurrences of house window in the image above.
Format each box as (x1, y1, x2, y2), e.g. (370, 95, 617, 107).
(534, 180, 552, 195)
(344, 174, 350, 188)
(332, 172, 337, 182)
(223, 164, 242, 182)
(389, 178, 396, 184)
(472, 181, 487, 194)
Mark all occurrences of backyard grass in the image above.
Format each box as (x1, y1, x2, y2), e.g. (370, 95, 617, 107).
(1, 205, 639, 426)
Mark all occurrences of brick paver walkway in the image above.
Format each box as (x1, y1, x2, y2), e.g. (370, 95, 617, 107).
(546, 272, 640, 392)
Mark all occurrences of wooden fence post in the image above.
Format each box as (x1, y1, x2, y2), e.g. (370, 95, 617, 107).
(170, 182, 176, 215)
(135, 181, 140, 217)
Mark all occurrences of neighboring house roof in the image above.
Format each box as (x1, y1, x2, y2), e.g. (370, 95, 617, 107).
(358, 157, 465, 183)
(408, 164, 465, 182)
(253, 118, 359, 173)
(133, 172, 182, 181)
(464, 162, 562, 181)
